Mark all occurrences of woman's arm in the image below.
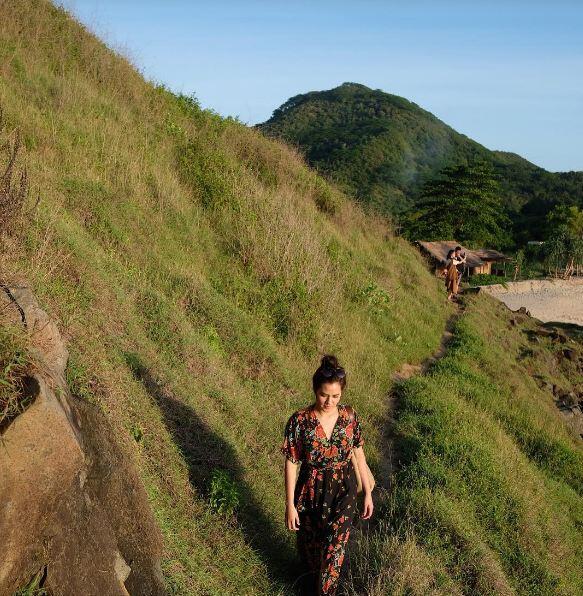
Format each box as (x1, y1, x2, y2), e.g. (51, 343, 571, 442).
(284, 458, 300, 530)
(353, 446, 374, 519)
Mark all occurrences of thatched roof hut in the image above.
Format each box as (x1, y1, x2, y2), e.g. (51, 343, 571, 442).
(472, 248, 510, 263)
(417, 241, 508, 276)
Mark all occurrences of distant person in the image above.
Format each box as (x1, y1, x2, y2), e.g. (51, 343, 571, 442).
(454, 245, 467, 280)
(281, 355, 373, 595)
(444, 248, 465, 301)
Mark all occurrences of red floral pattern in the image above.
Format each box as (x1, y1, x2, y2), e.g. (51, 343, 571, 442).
(281, 404, 365, 595)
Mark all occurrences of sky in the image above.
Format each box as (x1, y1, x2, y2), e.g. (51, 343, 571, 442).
(67, 1, 583, 172)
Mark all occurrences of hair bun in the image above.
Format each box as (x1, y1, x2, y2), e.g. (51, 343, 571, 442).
(320, 354, 339, 369)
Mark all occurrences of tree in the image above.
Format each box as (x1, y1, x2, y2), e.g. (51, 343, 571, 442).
(546, 205, 583, 239)
(544, 205, 583, 277)
(404, 162, 510, 247)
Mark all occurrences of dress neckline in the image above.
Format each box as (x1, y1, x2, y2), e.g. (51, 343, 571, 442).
(311, 404, 343, 441)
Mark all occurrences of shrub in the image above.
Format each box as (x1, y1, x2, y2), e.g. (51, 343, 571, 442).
(468, 274, 508, 287)
(208, 468, 240, 516)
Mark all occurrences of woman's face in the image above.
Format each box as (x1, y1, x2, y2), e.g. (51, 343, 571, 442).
(315, 381, 342, 412)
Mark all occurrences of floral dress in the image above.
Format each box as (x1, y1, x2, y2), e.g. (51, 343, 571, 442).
(281, 404, 364, 595)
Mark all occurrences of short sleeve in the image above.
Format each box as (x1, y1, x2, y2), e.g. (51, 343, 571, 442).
(352, 409, 364, 448)
(281, 413, 303, 463)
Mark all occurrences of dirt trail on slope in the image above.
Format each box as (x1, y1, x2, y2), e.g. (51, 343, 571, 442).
(378, 303, 463, 491)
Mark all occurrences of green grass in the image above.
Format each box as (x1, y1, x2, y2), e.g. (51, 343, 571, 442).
(0, 2, 448, 592)
(1, 2, 581, 594)
(0, 319, 33, 430)
(347, 294, 583, 595)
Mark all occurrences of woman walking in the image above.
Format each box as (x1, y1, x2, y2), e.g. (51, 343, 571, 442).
(281, 355, 373, 595)
(444, 248, 465, 301)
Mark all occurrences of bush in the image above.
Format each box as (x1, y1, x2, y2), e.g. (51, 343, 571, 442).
(208, 468, 240, 516)
(468, 274, 508, 287)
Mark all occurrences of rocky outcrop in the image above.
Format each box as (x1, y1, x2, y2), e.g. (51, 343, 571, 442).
(0, 282, 165, 595)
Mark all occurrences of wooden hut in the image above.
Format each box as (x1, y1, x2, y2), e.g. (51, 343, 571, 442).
(417, 241, 508, 277)
(472, 248, 510, 275)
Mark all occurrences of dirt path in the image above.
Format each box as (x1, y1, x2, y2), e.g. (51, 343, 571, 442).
(377, 303, 463, 491)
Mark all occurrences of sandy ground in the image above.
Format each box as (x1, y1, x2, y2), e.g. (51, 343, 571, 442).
(480, 278, 583, 327)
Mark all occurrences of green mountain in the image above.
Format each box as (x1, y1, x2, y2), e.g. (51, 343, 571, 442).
(258, 83, 583, 239)
(1, 4, 582, 595)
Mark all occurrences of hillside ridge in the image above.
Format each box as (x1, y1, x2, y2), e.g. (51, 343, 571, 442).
(1, 3, 582, 594)
(258, 82, 583, 238)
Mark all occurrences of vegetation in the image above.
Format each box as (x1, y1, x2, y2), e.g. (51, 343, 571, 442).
(258, 83, 583, 244)
(346, 295, 583, 595)
(0, 319, 33, 431)
(0, 2, 581, 594)
(404, 162, 510, 248)
(0, 2, 446, 593)
(541, 206, 583, 277)
(468, 274, 509, 287)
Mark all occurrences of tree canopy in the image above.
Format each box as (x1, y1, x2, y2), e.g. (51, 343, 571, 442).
(404, 162, 510, 247)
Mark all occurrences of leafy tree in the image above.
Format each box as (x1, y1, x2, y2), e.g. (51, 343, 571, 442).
(543, 205, 583, 276)
(404, 162, 510, 247)
(546, 205, 583, 239)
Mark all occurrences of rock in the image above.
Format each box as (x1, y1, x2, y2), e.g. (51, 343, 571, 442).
(0, 283, 165, 596)
(534, 327, 554, 338)
(562, 348, 577, 362)
(114, 551, 132, 589)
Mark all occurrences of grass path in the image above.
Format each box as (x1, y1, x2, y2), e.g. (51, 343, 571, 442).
(378, 301, 464, 492)
(340, 300, 463, 593)
(344, 294, 583, 595)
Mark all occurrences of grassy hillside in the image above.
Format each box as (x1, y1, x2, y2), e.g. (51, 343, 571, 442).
(258, 83, 583, 238)
(347, 296, 583, 595)
(1, 2, 581, 595)
(0, 2, 447, 593)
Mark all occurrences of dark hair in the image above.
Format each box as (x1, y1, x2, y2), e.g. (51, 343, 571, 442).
(455, 246, 462, 251)
(312, 354, 347, 393)
(446, 249, 455, 259)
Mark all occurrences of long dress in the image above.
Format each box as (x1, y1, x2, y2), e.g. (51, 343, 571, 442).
(281, 404, 364, 595)
(445, 258, 459, 295)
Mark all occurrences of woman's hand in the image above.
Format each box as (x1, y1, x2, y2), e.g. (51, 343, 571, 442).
(361, 493, 374, 520)
(286, 503, 300, 531)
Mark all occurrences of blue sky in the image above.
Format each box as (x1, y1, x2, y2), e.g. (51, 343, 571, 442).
(68, 1, 583, 172)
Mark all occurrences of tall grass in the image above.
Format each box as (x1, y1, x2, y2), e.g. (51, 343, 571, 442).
(0, 2, 448, 593)
(345, 295, 583, 595)
(0, 318, 33, 431)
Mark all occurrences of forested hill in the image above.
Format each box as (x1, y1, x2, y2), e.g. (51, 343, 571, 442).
(258, 82, 583, 224)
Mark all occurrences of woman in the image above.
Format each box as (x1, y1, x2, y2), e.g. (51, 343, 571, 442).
(281, 355, 373, 595)
(444, 248, 465, 301)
